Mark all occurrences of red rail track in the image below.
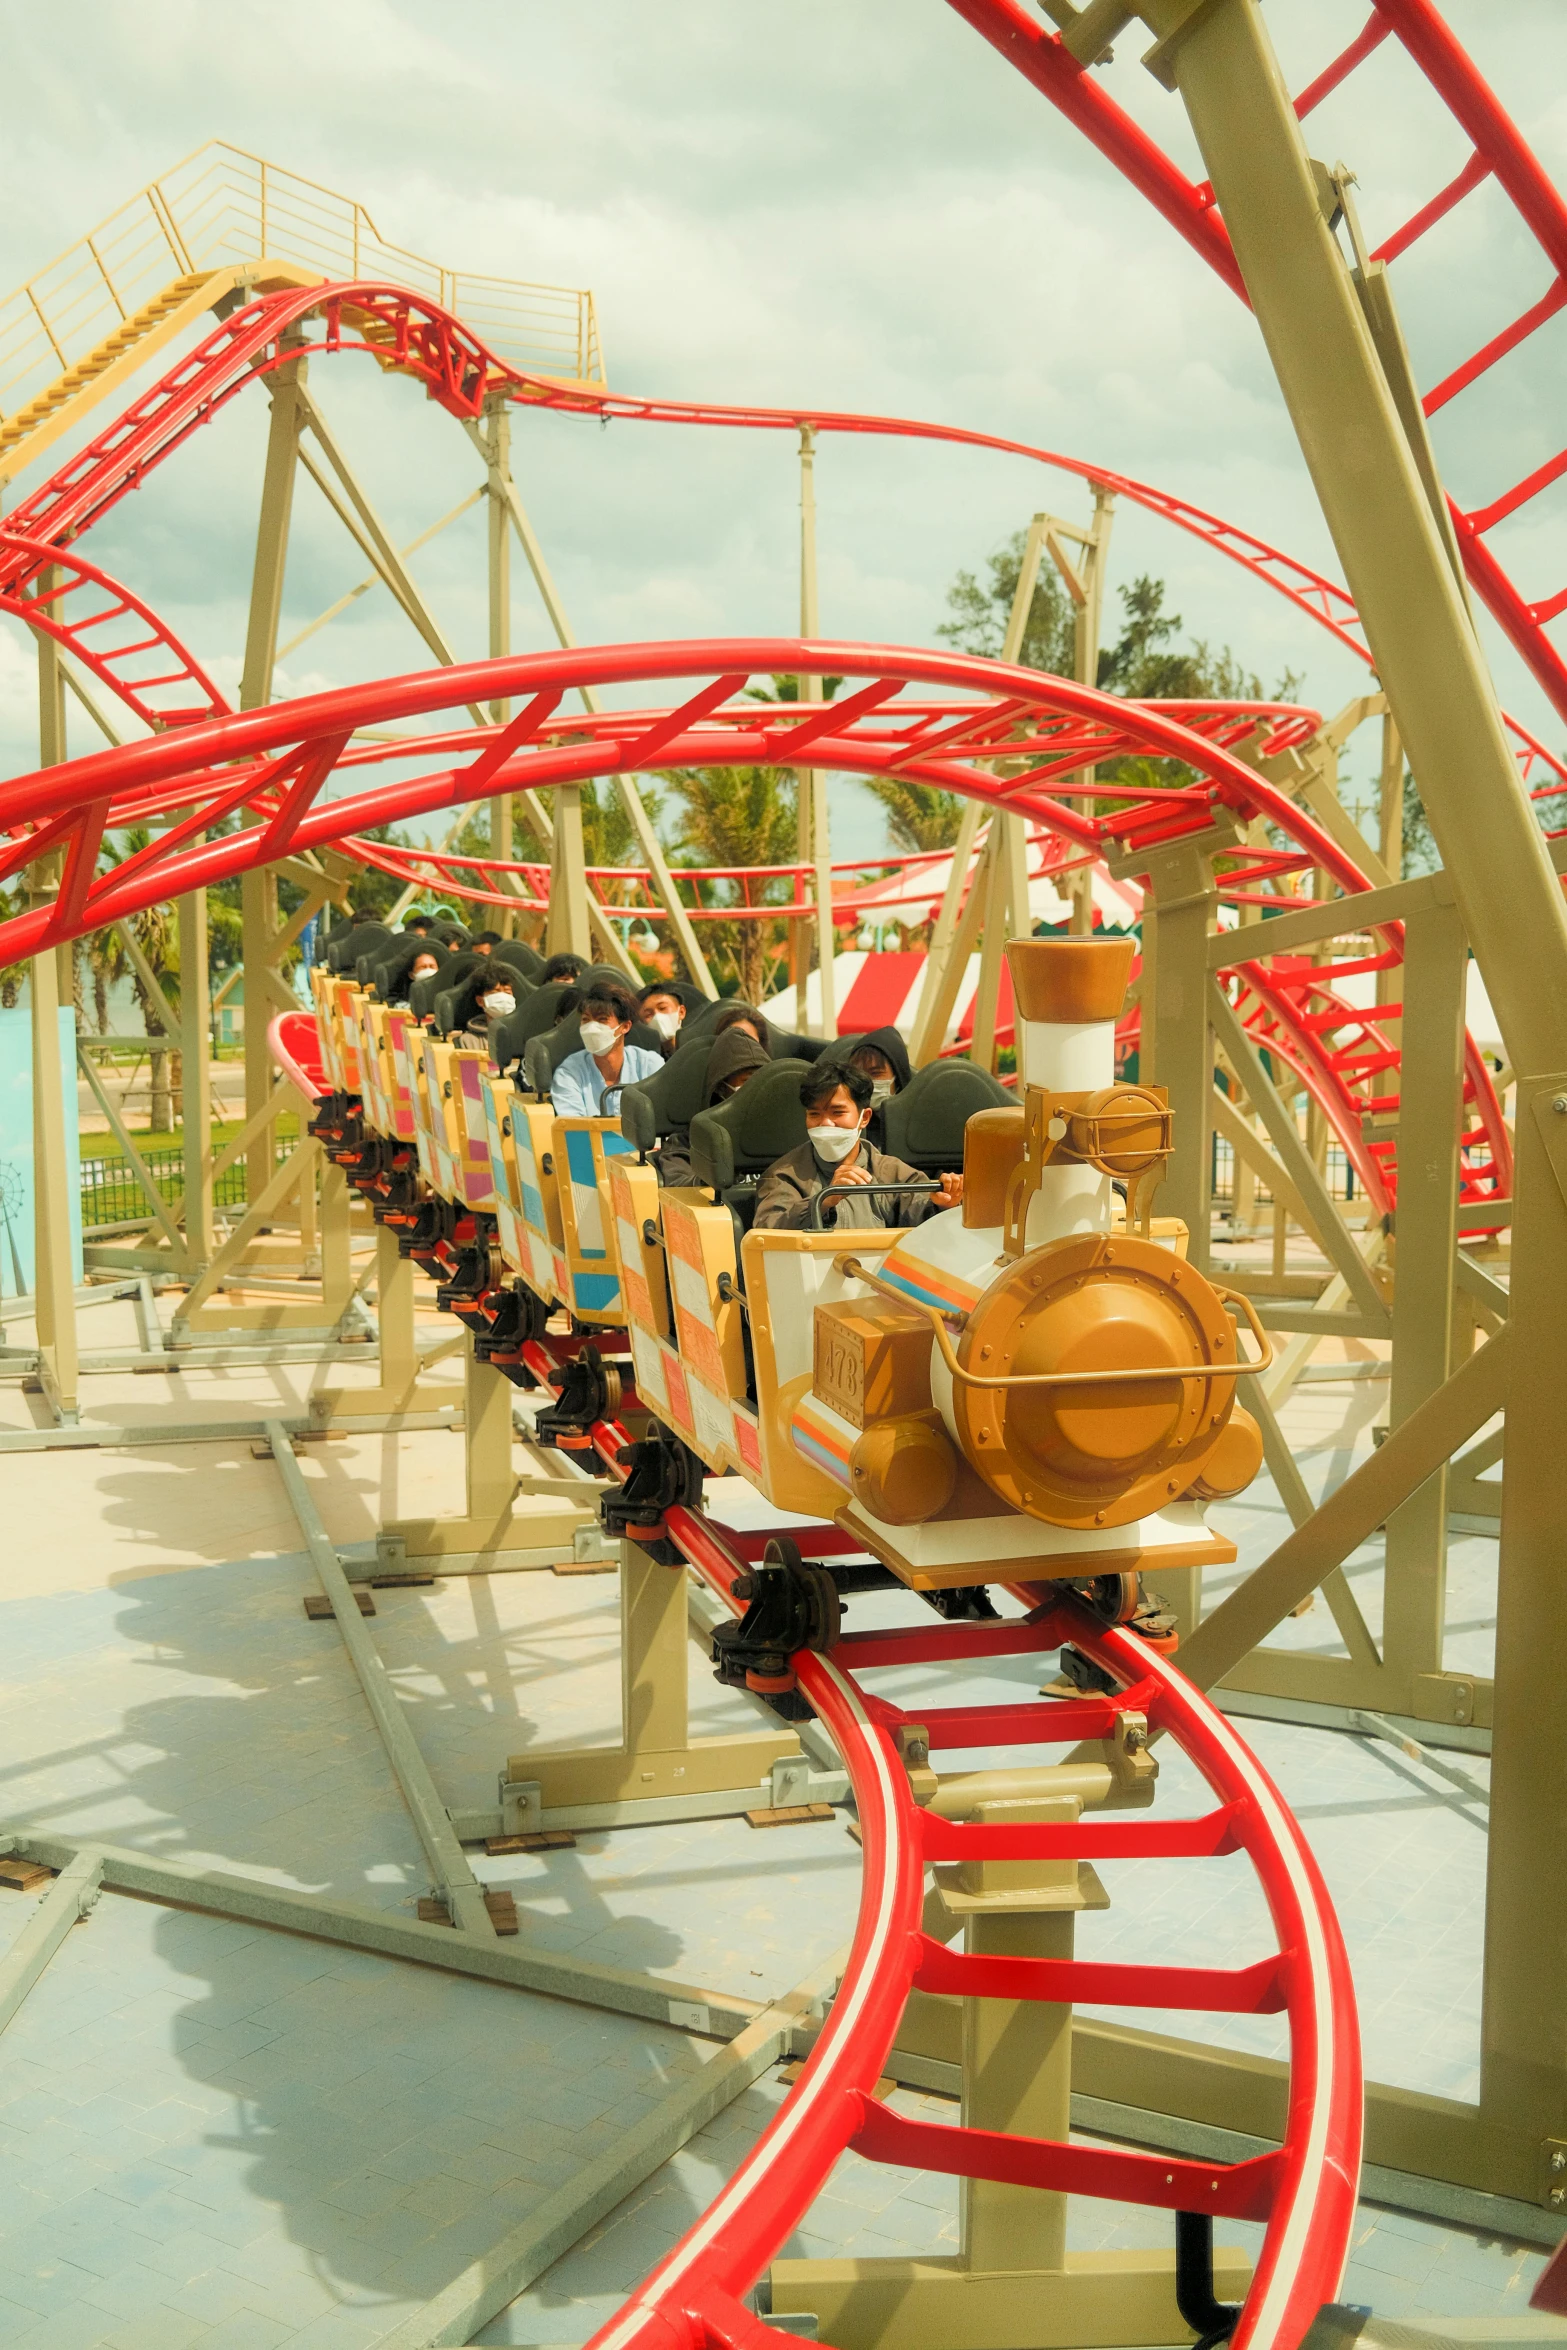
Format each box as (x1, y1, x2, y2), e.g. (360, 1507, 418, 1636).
(2, 267, 1561, 805)
(945, 0, 1567, 732)
(484, 1380, 1361, 2350)
(2, 637, 1512, 1214)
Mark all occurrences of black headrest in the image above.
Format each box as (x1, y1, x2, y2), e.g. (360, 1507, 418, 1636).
(433, 984, 467, 1038)
(491, 981, 574, 1074)
(326, 921, 391, 974)
(807, 1032, 867, 1075)
(689, 1059, 812, 1192)
(882, 1057, 1014, 1172)
(619, 1035, 713, 1154)
(491, 939, 544, 982)
(769, 1026, 828, 1063)
(575, 965, 641, 1014)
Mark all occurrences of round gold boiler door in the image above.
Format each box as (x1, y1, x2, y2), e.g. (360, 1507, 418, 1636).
(952, 1232, 1238, 1529)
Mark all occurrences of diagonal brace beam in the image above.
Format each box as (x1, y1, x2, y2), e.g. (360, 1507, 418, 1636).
(1181, 1330, 1507, 1691)
(1210, 978, 1389, 1326)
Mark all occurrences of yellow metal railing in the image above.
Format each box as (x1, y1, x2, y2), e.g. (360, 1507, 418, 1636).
(0, 140, 604, 423)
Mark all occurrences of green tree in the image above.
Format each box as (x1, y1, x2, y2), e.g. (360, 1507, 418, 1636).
(661, 764, 798, 1003)
(937, 530, 1076, 674)
(864, 778, 970, 854)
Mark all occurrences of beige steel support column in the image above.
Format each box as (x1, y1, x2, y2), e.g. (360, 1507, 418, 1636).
(909, 801, 984, 1065)
(1115, 0, 1567, 2196)
(28, 577, 77, 1422)
(508, 1540, 797, 1813)
(178, 881, 212, 1272)
(547, 788, 592, 961)
(1134, 839, 1217, 1273)
(1379, 899, 1466, 1713)
(796, 426, 835, 1036)
(911, 816, 992, 1069)
(240, 339, 306, 1209)
(28, 919, 79, 1424)
(970, 820, 1032, 1073)
(968, 515, 1051, 1061)
(377, 1334, 600, 1566)
(1045, 487, 1116, 935)
(484, 395, 515, 935)
(466, 420, 714, 992)
(316, 1159, 353, 1326)
(1377, 715, 1405, 1017)
(313, 1224, 453, 1420)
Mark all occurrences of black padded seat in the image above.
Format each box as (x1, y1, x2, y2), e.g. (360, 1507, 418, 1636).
(688, 1058, 813, 1206)
(326, 921, 391, 975)
(619, 1036, 713, 1156)
(492, 981, 575, 1073)
(881, 1057, 1013, 1173)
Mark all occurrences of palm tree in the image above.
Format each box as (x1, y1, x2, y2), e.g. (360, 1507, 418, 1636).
(661, 764, 798, 1003)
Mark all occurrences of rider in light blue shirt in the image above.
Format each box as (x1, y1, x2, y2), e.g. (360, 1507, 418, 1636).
(550, 981, 663, 1118)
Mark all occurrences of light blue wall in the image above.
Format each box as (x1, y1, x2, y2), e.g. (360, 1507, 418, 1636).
(0, 1008, 83, 1299)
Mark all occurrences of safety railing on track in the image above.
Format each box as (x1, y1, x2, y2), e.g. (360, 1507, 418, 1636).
(0, 139, 603, 429)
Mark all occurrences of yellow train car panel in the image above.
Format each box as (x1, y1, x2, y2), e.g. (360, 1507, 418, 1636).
(509, 1098, 568, 1306)
(555, 1119, 637, 1325)
(449, 1052, 500, 1211)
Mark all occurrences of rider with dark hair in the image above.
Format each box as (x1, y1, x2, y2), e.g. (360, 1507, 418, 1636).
(754, 1063, 962, 1231)
(539, 952, 589, 986)
(550, 982, 661, 1116)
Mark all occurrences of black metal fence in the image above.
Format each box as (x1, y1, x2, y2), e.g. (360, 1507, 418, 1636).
(79, 1142, 290, 1234)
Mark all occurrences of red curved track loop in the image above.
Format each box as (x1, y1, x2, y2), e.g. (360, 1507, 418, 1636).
(563, 1489, 1361, 2350)
(2, 266, 1562, 806)
(0, 636, 1512, 1209)
(0, 532, 229, 733)
(945, 0, 1567, 734)
(0, 645, 1331, 945)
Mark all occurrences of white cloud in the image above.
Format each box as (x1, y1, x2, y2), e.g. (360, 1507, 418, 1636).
(0, 0, 1559, 820)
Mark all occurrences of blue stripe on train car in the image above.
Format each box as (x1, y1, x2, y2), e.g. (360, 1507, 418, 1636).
(564, 1128, 598, 1184)
(572, 1271, 620, 1313)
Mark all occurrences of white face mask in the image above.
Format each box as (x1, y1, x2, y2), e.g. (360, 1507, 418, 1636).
(651, 1008, 683, 1039)
(579, 1020, 618, 1055)
(483, 991, 515, 1020)
(868, 1080, 894, 1106)
(810, 1120, 864, 1164)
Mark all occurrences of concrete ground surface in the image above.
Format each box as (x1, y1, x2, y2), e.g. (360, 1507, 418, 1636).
(0, 1287, 1546, 2348)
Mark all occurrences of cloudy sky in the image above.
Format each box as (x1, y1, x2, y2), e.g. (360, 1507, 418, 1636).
(0, 0, 1561, 859)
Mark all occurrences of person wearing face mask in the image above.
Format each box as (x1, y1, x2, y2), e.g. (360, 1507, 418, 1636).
(381, 937, 443, 1006)
(754, 1065, 963, 1231)
(639, 983, 688, 1059)
(453, 965, 519, 1056)
(551, 985, 662, 1117)
(655, 1026, 769, 1187)
(846, 1025, 912, 1107)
